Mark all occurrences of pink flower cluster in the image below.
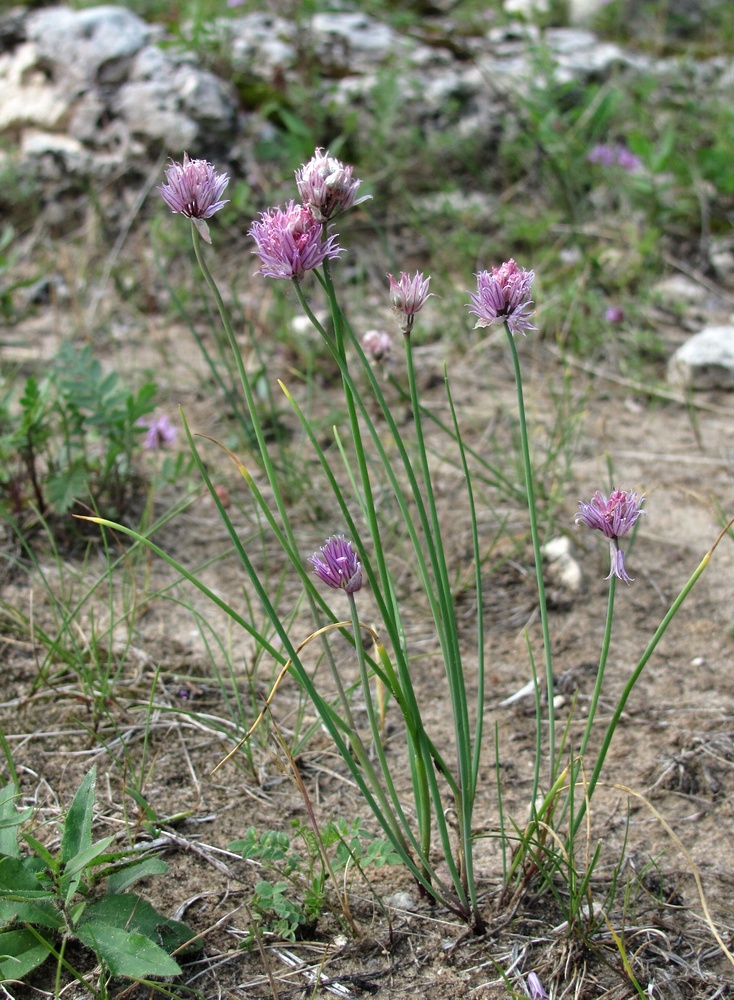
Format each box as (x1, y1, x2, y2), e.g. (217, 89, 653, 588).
(468, 259, 536, 336)
(587, 143, 642, 173)
(249, 201, 343, 281)
(311, 535, 363, 594)
(576, 488, 645, 583)
(249, 148, 371, 281)
(158, 154, 229, 243)
(388, 272, 435, 335)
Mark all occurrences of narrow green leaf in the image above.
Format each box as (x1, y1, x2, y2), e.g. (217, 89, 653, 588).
(61, 840, 116, 908)
(63, 836, 115, 881)
(0, 784, 31, 858)
(20, 834, 55, 870)
(61, 767, 96, 865)
(75, 920, 181, 978)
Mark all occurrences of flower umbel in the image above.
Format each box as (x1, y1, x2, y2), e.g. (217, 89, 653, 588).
(311, 535, 363, 594)
(295, 148, 371, 222)
(587, 143, 642, 173)
(575, 488, 645, 584)
(388, 271, 434, 335)
(249, 201, 343, 280)
(468, 260, 536, 336)
(158, 154, 229, 243)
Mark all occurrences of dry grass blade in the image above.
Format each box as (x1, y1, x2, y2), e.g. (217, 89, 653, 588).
(613, 783, 734, 970)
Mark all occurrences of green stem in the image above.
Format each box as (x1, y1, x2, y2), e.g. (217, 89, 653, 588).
(579, 576, 616, 760)
(505, 323, 556, 780)
(572, 521, 733, 836)
(404, 336, 475, 913)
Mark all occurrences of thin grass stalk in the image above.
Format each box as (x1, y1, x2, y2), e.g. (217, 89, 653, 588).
(504, 323, 556, 780)
(296, 274, 472, 915)
(190, 225, 363, 754)
(579, 576, 616, 759)
(572, 516, 734, 836)
(347, 593, 431, 888)
(404, 336, 475, 913)
(444, 370, 486, 795)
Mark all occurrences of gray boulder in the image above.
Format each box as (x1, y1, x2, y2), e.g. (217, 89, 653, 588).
(668, 326, 734, 390)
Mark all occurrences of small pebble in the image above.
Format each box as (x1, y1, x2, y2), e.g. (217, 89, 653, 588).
(386, 891, 415, 911)
(690, 655, 705, 667)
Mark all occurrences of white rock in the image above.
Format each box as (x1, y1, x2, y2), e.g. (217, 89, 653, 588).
(26, 5, 148, 84)
(0, 44, 74, 132)
(541, 536, 584, 593)
(653, 275, 708, 305)
(668, 327, 734, 390)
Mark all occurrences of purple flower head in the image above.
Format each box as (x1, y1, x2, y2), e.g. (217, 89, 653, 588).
(575, 488, 645, 584)
(310, 535, 363, 595)
(362, 329, 393, 362)
(158, 154, 229, 243)
(527, 972, 548, 1000)
(615, 146, 643, 172)
(249, 201, 343, 280)
(604, 306, 624, 324)
(387, 271, 434, 335)
(468, 259, 536, 336)
(587, 143, 642, 173)
(139, 414, 177, 450)
(295, 148, 371, 222)
(587, 143, 616, 167)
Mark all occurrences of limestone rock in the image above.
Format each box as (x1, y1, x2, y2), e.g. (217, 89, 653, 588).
(668, 327, 734, 390)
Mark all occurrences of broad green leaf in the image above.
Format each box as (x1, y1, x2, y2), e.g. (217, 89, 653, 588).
(0, 897, 61, 931)
(0, 854, 52, 895)
(0, 928, 52, 980)
(75, 920, 181, 978)
(81, 893, 194, 954)
(61, 768, 96, 865)
(106, 857, 168, 895)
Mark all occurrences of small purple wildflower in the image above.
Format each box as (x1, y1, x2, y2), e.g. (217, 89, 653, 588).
(387, 271, 434, 335)
(140, 414, 177, 450)
(587, 143, 616, 167)
(527, 972, 548, 999)
(468, 259, 536, 336)
(587, 143, 641, 173)
(311, 535, 363, 595)
(295, 148, 371, 222)
(604, 306, 624, 324)
(616, 146, 643, 172)
(249, 201, 343, 280)
(158, 153, 229, 243)
(575, 488, 645, 584)
(362, 329, 393, 362)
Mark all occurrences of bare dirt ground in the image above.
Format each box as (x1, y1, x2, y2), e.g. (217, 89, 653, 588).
(2, 241, 734, 1000)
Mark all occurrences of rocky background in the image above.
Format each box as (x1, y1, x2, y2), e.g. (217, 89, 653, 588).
(2, 2, 733, 383)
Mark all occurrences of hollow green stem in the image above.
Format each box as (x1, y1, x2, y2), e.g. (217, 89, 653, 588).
(505, 323, 556, 780)
(579, 575, 616, 760)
